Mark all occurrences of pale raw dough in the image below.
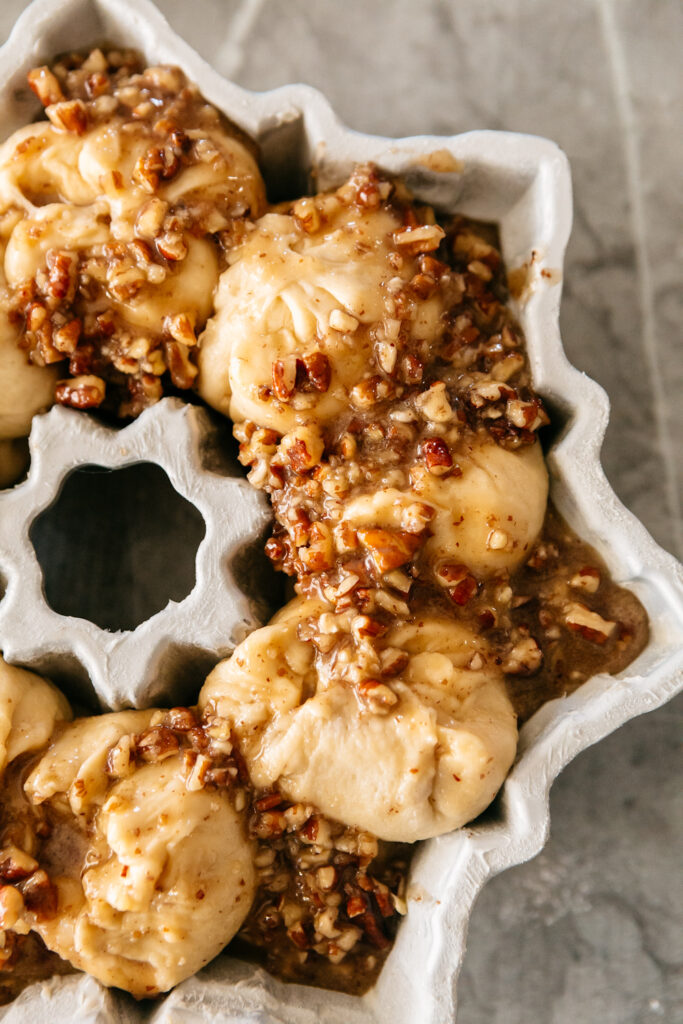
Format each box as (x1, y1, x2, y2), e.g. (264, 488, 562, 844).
(343, 435, 549, 577)
(0, 111, 266, 339)
(197, 202, 445, 434)
(0, 238, 57, 442)
(22, 711, 256, 996)
(0, 656, 71, 774)
(199, 597, 518, 842)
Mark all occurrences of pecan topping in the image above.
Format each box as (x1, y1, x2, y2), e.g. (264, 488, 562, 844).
(27, 66, 64, 106)
(55, 375, 106, 409)
(46, 100, 88, 134)
(421, 437, 453, 475)
(357, 528, 424, 574)
(136, 725, 180, 762)
(302, 351, 331, 392)
(21, 870, 58, 921)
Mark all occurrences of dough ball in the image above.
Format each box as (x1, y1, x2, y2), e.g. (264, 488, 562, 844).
(0, 656, 71, 775)
(197, 185, 446, 434)
(200, 598, 517, 842)
(23, 711, 256, 996)
(343, 435, 548, 578)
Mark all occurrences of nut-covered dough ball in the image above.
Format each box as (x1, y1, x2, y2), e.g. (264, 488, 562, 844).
(22, 711, 256, 996)
(198, 173, 446, 434)
(0, 240, 57, 445)
(199, 598, 518, 842)
(0, 52, 267, 418)
(342, 435, 548, 578)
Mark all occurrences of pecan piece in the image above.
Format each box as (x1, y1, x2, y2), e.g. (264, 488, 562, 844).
(136, 725, 179, 762)
(46, 249, 77, 302)
(0, 847, 38, 883)
(357, 679, 398, 711)
(135, 197, 168, 239)
(346, 895, 367, 918)
(46, 100, 88, 135)
(272, 356, 297, 400)
(569, 566, 601, 593)
(164, 707, 198, 731)
(564, 602, 616, 645)
(357, 527, 424, 574)
(52, 318, 81, 354)
(134, 145, 180, 192)
(164, 339, 197, 388)
(350, 375, 395, 408)
(435, 563, 479, 605)
(302, 351, 331, 392)
(281, 425, 324, 472)
(421, 437, 453, 475)
(502, 636, 543, 675)
(156, 230, 188, 262)
(393, 224, 445, 253)
(360, 910, 391, 949)
(410, 272, 438, 299)
(55, 375, 106, 409)
(0, 885, 25, 929)
(27, 66, 64, 106)
(21, 870, 58, 921)
(400, 354, 424, 384)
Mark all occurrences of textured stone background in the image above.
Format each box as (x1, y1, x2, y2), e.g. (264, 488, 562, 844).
(1, 1, 681, 1021)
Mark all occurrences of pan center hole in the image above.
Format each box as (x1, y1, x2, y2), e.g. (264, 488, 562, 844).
(30, 463, 205, 632)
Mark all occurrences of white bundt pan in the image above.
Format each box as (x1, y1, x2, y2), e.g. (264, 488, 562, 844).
(0, 1, 681, 1021)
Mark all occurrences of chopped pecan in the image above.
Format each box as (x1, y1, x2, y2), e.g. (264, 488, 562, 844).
(282, 425, 324, 472)
(134, 145, 180, 192)
(163, 707, 197, 732)
(346, 895, 367, 918)
(27, 66, 64, 106)
(46, 249, 77, 302)
(503, 635, 543, 675)
(400, 354, 424, 384)
(136, 725, 180, 762)
(164, 339, 197, 389)
(272, 356, 297, 400)
(21, 870, 58, 920)
(421, 437, 453, 475)
(0, 847, 38, 883)
(358, 527, 423, 574)
(0, 885, 25, 929)
(434, 563, 479, 606)
(135, 197, 168, 239)
(570, 567, 601, 593)
(85, 70, 110, 98)
(46, 100, 88, 134)
(156, 230, 188, 261)
(360, 910, 391, 949)
(410, 272, 438, 299)
(357, 679, 398, 710)
(55, 375, 105, 409)
(393, 224, 445, 253)
(292, 196, 321, 233)
(351, 375, 395, 408)
(351, 615, 387, 639)
(564, 602, 616, 645)
(303, 351, 331, 392)
(52, 318, 81, 354)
